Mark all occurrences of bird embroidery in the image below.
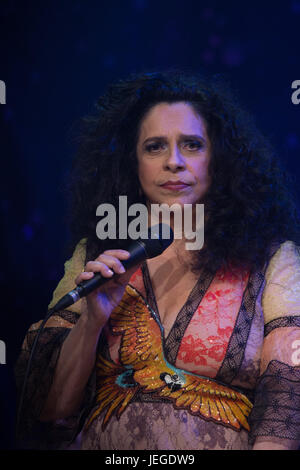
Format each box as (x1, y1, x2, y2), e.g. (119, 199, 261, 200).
(85, 284, 253, 431)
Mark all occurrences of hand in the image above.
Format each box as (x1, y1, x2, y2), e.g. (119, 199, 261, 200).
(75, 249, 138, 328)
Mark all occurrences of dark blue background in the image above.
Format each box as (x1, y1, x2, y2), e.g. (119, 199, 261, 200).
(0, 0, 299, 449)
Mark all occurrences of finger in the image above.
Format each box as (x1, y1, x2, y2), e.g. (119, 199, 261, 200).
(85, 260, 116, 277)
(94, 254, 128, 274)
(120, 264, 141, 281)
(75, 271, 94, 285)
(110, 261, 143, 287)
(102, 249, 131, 259)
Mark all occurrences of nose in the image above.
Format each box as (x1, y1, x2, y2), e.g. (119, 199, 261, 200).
(164, 145, 185, 172)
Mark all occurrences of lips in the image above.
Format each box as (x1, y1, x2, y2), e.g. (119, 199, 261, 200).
(160, 181, 191, 191)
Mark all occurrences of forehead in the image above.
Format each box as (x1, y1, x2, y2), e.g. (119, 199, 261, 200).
(138, 102, 207, 140)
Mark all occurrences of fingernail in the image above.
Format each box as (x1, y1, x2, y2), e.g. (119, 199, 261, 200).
(119, 266, 125, 273)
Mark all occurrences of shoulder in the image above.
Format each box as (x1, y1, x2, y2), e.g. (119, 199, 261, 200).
(265, 240, 300, 284)
(262, 240, 300, 324)
(48, 238, 87, 313)
(63, 238, 88, 276)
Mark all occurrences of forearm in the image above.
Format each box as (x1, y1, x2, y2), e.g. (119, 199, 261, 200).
(252, 441, 289, 450)
(252, 436, 300, 450)
(39, 312, 103, 422)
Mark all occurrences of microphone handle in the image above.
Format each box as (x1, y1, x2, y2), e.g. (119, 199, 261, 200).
(52, 240, 148, 312)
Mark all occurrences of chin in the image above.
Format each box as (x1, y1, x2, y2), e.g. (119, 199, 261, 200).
(150, 199, 200, 210)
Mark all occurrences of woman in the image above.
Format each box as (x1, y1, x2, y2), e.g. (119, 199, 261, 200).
(16, 71, 300, 450)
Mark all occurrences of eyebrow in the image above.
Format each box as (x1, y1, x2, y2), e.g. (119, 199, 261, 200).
(142, 134, 207, 145)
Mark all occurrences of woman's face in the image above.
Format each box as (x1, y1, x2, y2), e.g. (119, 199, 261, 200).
(136, 102, 211, 209)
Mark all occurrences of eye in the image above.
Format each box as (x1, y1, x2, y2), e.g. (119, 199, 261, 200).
(183, 140, 204, 151)
(145, 142, 165, 153)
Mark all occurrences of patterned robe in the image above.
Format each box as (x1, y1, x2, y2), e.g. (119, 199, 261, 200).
(15, 239, 300, 450)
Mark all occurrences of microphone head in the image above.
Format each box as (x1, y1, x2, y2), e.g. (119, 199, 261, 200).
(140, 223, 174, 259)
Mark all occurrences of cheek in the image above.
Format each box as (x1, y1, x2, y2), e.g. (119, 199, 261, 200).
(138, 161, 158, 186)
(193, 160, 210, 183)
(138, 164, 147, 186)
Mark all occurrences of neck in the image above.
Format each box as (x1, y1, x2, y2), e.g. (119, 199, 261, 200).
(152, 238, 195, 270)
(147, 204, 204, 254)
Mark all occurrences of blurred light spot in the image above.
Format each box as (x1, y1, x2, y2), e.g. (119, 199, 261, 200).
(109, 138, 116, 152)
(291, 1, 300, 13)
(31, 71, 40, 83)
(103, 54, 116, 68)
(286, 133, 300, 149)
(216, 16, 227, 27)
(222, 44, 244, 66)
(202, 7, 214, 19)
(77, 40, 87, 53)
(202, 49, 215, 64)
(31, 209, 43, 225)
(133, 0, 148, 9)
(209, 34, 222, 48)
(0, 200, 10, 212)
(3, 107, 13, 121)
(22, 224, 34, 241)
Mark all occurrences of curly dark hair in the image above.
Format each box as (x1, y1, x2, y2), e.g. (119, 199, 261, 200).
(66, 71, 300, 275)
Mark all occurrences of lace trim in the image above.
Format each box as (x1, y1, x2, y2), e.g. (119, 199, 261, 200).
(141, 262, 216, 365)
(264, 316, 300, 337)
(15, 325, 72, 448)
(15, 310, 94, 449)
(216, 243, 282, 385)
(142, 262, 266, 384)
(248, 360, 300, 444)
(215, 270, 265, 384)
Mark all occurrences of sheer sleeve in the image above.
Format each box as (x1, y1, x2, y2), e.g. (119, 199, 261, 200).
(248, 241, 300, 449)
(15, 239, 95, 449)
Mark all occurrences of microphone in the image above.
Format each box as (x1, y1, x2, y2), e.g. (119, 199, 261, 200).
(51, 223, 174, 313)
(15, 224, 173, 440)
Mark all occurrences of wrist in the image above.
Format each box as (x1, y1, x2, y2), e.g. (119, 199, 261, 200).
(79, 309, 105, 337)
